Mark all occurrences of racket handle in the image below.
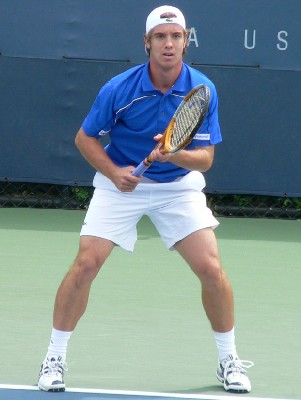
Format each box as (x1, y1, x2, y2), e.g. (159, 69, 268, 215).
(132, 160, 150, 177)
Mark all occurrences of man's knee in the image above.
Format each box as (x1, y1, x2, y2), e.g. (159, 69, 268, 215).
(70, 250, 104, 287)
(71, 237, 114, 285)
(193, 255, 224, 286)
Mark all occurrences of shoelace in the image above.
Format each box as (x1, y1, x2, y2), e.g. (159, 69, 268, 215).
(43, 359, 68, 376)
(223, 359, 254, 377)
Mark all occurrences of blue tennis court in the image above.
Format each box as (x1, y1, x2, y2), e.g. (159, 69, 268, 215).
(0, 386, 296, 400)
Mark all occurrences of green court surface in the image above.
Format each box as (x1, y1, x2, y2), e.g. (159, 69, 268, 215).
(0, 208, 300, 399)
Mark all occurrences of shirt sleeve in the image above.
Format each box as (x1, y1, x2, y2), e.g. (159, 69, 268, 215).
(82, 81, 116, 138)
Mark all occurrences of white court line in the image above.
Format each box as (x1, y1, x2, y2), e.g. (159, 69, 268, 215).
(0, 385, 295, 400)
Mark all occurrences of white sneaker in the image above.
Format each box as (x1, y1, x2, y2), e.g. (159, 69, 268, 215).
(216, 355, 254, 393)
(38, 355, 68, 392)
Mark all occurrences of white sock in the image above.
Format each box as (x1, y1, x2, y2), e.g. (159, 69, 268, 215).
(214, 327, 238, 363)
(45, 328, 73, 363)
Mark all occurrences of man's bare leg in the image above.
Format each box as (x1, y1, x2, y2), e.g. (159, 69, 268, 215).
(53, 236, 115, 331)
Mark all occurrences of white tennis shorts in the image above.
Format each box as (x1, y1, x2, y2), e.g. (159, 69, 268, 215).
(80, 171, 219, 252)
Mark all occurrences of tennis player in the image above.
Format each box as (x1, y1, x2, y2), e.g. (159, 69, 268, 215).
(38, 5, 253, 393)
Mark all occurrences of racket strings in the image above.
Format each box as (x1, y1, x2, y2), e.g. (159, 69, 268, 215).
(170, 91, 208, 148)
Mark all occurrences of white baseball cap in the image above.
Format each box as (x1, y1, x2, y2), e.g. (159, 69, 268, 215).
(145, 5, 186, 34)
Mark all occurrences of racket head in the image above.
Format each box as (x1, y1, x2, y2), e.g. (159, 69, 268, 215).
(163, 84, 211, 153)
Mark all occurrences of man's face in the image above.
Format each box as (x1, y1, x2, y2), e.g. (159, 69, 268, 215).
(145, 24, 187, 70)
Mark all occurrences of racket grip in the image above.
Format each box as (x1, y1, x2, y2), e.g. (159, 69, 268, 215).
(132, 160, 150, 177)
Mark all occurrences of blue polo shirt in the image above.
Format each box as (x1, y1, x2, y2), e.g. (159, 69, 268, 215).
(82, 62, 222, 183)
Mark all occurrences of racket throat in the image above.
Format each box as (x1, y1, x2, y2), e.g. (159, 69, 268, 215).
(145, 142, 164, 165)
(144, 157, 153, 166)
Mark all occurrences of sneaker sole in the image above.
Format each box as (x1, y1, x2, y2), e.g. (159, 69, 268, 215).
(224, 380, 251, 393)
(38, 383, 65, 392)
(216, 372, 250, 393)
(225, 387, 250, 394)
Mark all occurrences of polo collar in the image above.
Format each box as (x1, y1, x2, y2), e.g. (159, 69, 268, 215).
(141, 62, 187, 94)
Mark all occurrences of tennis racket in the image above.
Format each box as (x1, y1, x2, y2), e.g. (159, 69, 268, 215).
(132, 84, 210, 177)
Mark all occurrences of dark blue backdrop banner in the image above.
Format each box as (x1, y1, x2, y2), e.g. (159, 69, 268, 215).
(0, 0, 300, 195)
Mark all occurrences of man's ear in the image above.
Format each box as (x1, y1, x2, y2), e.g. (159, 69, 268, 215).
(184, 32, 189, 48)
(144, 36, 151, 49)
